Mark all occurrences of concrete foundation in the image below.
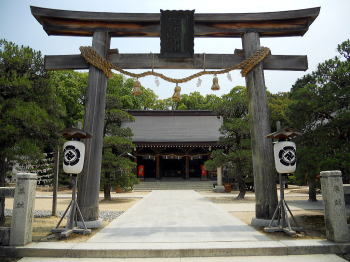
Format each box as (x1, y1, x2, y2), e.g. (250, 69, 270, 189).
(251, 218, 278, 227)
(214, 185, 225, 193)
(77, 219, 103, 229)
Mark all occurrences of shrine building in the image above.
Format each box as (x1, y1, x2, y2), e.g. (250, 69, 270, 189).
(122, 110, 223, 181)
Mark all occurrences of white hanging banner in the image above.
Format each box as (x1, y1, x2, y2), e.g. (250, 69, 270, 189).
(273, 141, 296, 174)
(63, 141, 85, 174)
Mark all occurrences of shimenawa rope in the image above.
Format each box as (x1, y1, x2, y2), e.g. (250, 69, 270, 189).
(79, 46, 271, 83)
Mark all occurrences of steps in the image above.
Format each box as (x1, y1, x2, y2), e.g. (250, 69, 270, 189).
(133, 180, 214, 191)
(1, 240, 350, 258)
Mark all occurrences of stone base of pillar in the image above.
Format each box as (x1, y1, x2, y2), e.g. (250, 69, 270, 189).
(213, 185, 225, 193)
(251, 217, 278, 227)
(77, 219, 103, 229)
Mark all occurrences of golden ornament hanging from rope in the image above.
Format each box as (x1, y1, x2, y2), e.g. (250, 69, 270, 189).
(172, 84, 181, 102)
(132, 79, 142, 96)
(211, 74, 220, 91)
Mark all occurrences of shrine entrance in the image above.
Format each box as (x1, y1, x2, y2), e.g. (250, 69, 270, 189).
(136, 155, 209, 181)
(31, 6, 320, 226)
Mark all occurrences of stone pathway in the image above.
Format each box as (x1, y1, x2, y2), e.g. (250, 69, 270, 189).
(89, 190, 270, 243)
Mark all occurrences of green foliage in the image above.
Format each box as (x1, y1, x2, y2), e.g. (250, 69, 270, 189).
(102, 136, 137, 191)
(0, 39, 66, 224)
(287, 39, 350, 186)
(49, 71, 87, 127)
(153, 92, 220, 111)
(101, 74, 141, 195)
(205, 86, 252, 197)
(267, 91, 292, 128)
(0, 39, 64, 169)
(107, 75, 158, 110)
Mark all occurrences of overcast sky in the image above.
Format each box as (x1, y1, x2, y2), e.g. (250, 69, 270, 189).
(1, 0, 349, 99)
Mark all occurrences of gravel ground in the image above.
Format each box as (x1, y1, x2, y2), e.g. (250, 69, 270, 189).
(5, 209, 124, 221)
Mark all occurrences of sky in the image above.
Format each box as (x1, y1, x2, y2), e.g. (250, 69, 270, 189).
(1, 0, 349, 99)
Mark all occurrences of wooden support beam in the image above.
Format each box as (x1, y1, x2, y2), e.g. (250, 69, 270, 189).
(31, 6, 320, 38)
(44, 53, 308, 71)
(242, 32, 278, 220)
(77, 31, 110, 226)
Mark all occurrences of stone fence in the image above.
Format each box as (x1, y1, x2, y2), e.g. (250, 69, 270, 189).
(0, 173, 37, 246)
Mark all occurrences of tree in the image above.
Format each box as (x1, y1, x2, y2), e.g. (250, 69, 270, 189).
(267, 91, 292, 129)
(0, 39, 65, 224)
(152, 91, 220, 111)
(287, 39, 350, 200)
(49, 71, 87, 127)
(107, 75, 158, 110)
(205, 86, 252, 199)
(101, 74, 140, 200)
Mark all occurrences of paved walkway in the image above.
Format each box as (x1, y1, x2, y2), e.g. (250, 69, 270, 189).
(89, 190, 270, 243)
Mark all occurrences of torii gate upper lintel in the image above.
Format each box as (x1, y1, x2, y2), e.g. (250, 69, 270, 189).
(31, 6, 320, 226)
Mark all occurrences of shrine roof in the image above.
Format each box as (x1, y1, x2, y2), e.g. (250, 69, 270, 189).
(31, 6, 320, 38)
(122, 110, 223, 143)
(126, 110, 218, 116)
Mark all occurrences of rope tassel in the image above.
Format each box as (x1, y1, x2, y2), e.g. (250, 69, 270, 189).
(211, 74, 220, 91)
(172, 84, 181, 102)
(132, 79, 142, 96)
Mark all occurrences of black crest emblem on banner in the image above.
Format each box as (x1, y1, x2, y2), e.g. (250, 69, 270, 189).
(278, 146, 296, 166)
(64, 145, 81, 166)
(160, 10, 194, 58)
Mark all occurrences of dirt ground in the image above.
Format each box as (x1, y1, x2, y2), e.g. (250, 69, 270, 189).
(231, 210, 326, 240)
(5, 191, 149, 212)
(4, 190, 149, 242)
(202, 188, 327, 240)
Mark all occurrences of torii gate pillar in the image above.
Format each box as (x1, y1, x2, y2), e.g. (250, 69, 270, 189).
(77, 32, 110, 227)
(243, 32, 278, 219)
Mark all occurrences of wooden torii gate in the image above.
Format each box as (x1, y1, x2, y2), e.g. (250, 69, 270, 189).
(31, 6, 320, 226)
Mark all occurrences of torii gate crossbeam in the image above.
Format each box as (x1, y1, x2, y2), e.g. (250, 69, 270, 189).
(31, 6, 320, 227)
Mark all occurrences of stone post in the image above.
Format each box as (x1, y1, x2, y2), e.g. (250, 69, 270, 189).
(217, 166, 223, 186)
(214, 167, 225, 193)
(320, 170, 349, 242)
(10, 173, 37, 246)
